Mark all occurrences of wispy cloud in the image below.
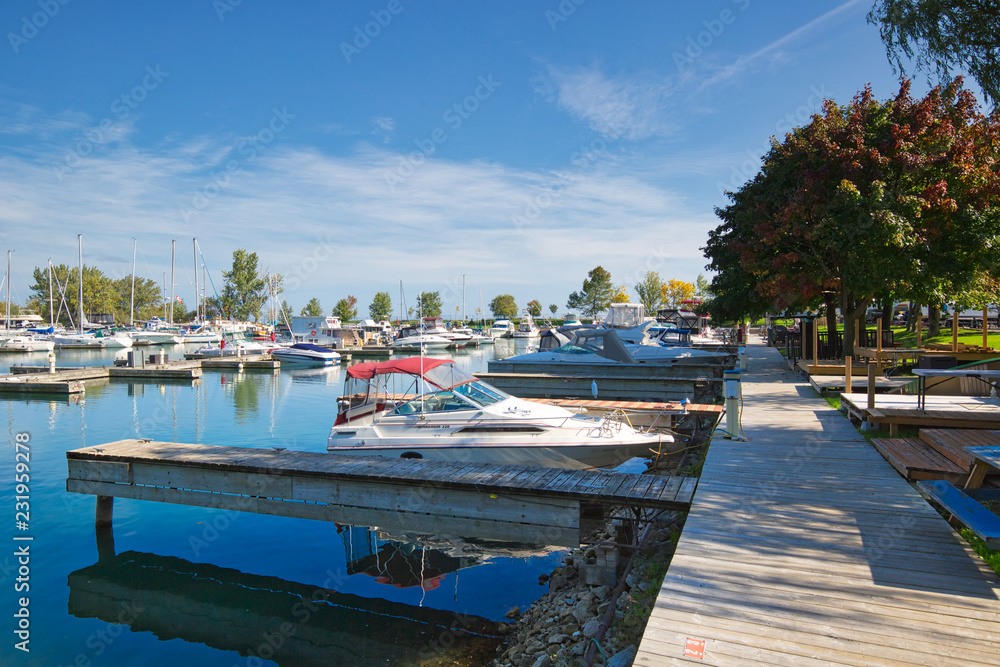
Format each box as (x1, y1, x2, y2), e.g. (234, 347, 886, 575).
(0, 112, 708, 308)
(371, 116, 395, 143)
(541, 64, 680, 140)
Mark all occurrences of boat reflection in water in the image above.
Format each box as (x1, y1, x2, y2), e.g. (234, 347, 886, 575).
(68, 548, 501, 666)
(340, 525, 562, 592)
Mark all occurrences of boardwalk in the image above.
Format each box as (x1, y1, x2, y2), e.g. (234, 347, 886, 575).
(67, 439, 696, 548)
(635, 339, 1000, 666)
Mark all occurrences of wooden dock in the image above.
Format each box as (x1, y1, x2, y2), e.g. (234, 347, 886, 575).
(635, 340, 1000, 666)
(67, 439, 697, 548)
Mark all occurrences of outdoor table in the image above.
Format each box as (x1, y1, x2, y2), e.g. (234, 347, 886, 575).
(911, 368, 1000, 411)
(964, 445, 1000, 490)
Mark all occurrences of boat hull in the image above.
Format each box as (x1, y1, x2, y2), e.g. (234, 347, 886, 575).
(326, 438, 665, 470)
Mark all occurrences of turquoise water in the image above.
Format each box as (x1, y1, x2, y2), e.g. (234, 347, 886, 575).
(1, 339, 567, 666)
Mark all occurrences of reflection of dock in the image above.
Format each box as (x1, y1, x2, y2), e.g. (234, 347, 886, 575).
(67, 439, 697, 547)
(68, 550, 498, 666)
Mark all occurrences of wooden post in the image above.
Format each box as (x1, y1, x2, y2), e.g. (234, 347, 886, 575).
(876, 317, 883, 368)
(95, 495, 113, 526)
(984, 307, 989, 349)
(952, 309, 959, 353)
(916, 308, 922, 348)
(867, 362, 877, 410)
(812, 318, 819, 368)
(844, 356, 852, 394)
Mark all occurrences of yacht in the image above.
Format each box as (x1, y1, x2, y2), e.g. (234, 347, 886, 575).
(327, 357, 671, 469)
(497, 328, 730, 367)
(0, 336, 55, 353)
(269, 342, 341, 367)
(512, 315, 540, 339)
(391, 325, 452, 350)
(488, 319, 515, 339)
(421, 317, 470, 348)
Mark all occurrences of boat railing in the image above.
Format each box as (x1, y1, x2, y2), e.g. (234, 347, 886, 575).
(599, 408, 633, 436)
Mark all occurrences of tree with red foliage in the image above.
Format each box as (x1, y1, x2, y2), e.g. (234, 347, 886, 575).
(705, 78, 1000, 355)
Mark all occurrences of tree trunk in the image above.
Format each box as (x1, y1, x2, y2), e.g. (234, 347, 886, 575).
(824, 292, 838, 358)
(929, 305, 941, 337)
(907, 301, 918, 333)
(880, 299, 892, 326)
(841, 292, 870, 359)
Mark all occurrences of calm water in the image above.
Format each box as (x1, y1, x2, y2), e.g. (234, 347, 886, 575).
(1, 338, 570, 666)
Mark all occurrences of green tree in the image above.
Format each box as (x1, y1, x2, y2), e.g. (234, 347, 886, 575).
(705, 79, 1000, 353)
(489, 294, 518, 319)
(634, 271, 664, 314)
(300, 298, 323, 317)
(333, 295, 358, 322)
(526, 299, 542, 317)
(695, 273, 712, 298)
(549, 303, 558, 315)
(869, 0, 1000, 107)
(566, 266, 614, 318)
(369, 291, 392, 321)
(28, 263, 125, 327)
(220, 249, 266, 321)
(279, 299, 294, 323)
(416, 291, 442, 318)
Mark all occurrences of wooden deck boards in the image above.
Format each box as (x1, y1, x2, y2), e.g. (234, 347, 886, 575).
(635, 341, 1000, 666)
(67, 439, 696, 510)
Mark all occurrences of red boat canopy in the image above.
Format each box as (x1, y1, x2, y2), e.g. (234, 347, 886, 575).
(346, 357, 477, 390)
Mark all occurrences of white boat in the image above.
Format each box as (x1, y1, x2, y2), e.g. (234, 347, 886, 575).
(512, 315, 540, 339)
(0, 336, 54, 353)
(52, 332, 107, 349)
(96, 331, 134, 348)
(327, 357, 671, 469)
(500, 328, 730, 366)
(489, 319, 515, 339)
(421, 317, 470, 348)
(269, 342, 340, 367)
(191, 338, 271, 357)
(391, 325, 452, 350)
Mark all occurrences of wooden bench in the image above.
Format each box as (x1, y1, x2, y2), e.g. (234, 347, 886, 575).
(916, 480, 1000, 549)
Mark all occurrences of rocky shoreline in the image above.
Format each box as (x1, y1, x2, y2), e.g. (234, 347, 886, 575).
(489, 509, 685, 667)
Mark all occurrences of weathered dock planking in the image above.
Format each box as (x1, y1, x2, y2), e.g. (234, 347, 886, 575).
(634, 339, 1000, 666)
(67, 440, 696, 548)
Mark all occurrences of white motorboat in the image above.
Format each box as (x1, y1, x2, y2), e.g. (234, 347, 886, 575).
(181, 325, 222, 343)
(191, 338, 271, 357)
(327, 357, 671, 469)
(489, 319, 515, 338)
(512, 315, 540, 339)
(391, 325, 452, 350)
(52, 332, 107, 349)
(498, 328, 729, 367)
(269, 342, 340, 367)
(421, 317, 470, 348)
(96, 331, 134, 348)
(0, 336, 54, 353)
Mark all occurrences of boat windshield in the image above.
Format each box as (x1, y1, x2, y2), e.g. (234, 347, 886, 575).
(389, 390, 476, 415)
(453, 380, 509, 406)
(551, 344, 595, 355)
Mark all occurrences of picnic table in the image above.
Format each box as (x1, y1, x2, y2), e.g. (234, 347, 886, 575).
(912, 368, 1000, 410)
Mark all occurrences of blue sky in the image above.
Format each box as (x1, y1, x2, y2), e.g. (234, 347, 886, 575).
(0, 0, 958, 320)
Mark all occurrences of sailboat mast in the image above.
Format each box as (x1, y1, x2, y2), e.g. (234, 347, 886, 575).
(193, 238, 198, 323)
(130, 238, 136, 327)
(462, 274, 465, 322)
(169, 239, 176, 325)
(5, 250, 10, 332)
(77, 234, 83, 334)
(47, 259, 53, 328)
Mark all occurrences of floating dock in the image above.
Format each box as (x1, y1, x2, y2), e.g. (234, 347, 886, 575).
(634, 338, 1000, 665)
(66, 439, 696, 548)
(1, 363, 202, 394)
